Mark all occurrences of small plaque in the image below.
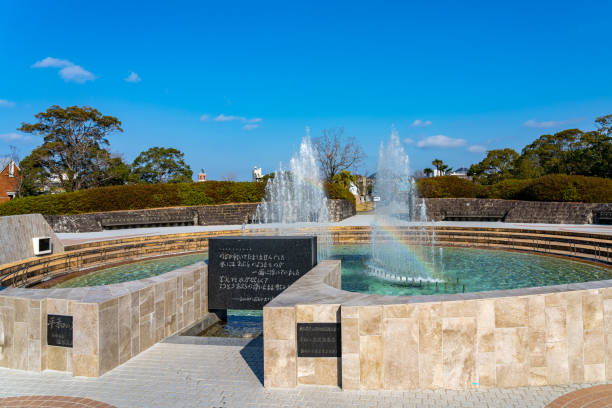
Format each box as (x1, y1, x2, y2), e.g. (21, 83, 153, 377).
(208, 236, 317, 310)
(47, 314, 73, 348)
(297, 323, 341, 357)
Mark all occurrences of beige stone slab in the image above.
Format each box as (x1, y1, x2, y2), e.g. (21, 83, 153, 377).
(139, 287, 154, 317)
(419, 303, 441, 355)
(494, 327, 528, 365)
(477, 352, 496, 387)
(545, 307, 566, 343)
(583, 327, 605, 365)
(383, 304, 417, 319)
(583, 292, 604, 331)
(359, 335, 382, 389)
(566, 292, 584, 383)
(139, 313, 154, 352)
(313, 304, 339, 323)
(584, 363, 605, 382)
(529, 366, 547, 386)
(341, 353, 360, 390)
(419, 352, 443, 389)
(315, 358, 338, 386)
(494, 298, 528, 328)
(72, 303, 98, 356)
(46, 299, 68, 315)
(46, 346, 68, 371)
(496, 364, 528, 388)
(296, 305, 313, 323)
(442, 317, 476, 389)
(528, 295, 545, 330)
(382, 318, 418, 389)
(14, 299, 27, 323)
(264, 339, 296, 388)
(27, 339, 41, 371)
(99, 300, 118, 375)
(118, 295, 131, 364)
(546, 341, 569, 385)
(359, 306, 382, 336)
(297, 358, 315, 385)
(442, 301, 477, 318)
(72, 354, 99, 377)
(27, 306, 41, 341)
(263, 307, 295, 341)
(341, 317, 359, 355)
(12, 322, 27, 370)
(341, 306, 359, 319)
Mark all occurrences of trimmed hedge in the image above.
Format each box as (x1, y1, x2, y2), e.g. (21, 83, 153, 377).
(0, 181, 356, 216)
(417, 176, 485, 198)
(325, 182, 357, 206)
(417, 175, 612, 203)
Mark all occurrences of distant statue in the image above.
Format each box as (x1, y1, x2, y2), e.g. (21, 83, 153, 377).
(252, 166, 263, 182)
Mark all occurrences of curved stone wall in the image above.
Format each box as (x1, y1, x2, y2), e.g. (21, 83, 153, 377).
(264, 260, 612, 390)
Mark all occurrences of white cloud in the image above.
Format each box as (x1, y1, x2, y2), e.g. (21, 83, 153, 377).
(124, 72, 141, 83)
(467, 145, 487, 153)
(0, 99, 15, 108)
(416, 135, 466, 148)
(32, 57, 95, 83)
(200, 114, 210, 121)
(403, 138, 414, 145)
(411, 119, 432, 127)
(523, 119, 572, 128)
(212, 114, 263, 127)
(0, 133, 31, 142)
(214, 114, 245, 122)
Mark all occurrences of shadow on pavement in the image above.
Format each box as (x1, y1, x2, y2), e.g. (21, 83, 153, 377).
(239, 335, 264, 385)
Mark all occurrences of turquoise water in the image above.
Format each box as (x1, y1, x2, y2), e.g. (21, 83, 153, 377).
(54, 253, 208, 288)
(331, 245, 611, 296)
(54, 246, 610, 296)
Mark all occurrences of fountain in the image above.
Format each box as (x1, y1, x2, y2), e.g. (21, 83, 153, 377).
(366, 127, 441, 284)
(254, 130, 331, 258)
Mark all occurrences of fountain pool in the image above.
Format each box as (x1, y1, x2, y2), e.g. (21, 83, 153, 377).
(51, 245, 610, 295)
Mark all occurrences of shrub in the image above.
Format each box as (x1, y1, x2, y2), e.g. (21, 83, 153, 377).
(515, 174, 612, 203)
(324, 182, 356, 206)
(0, 182, 267, 216)
(417, 176, 485, 198)
(484, 179, 532, 200)
(0, 180, 358, 216)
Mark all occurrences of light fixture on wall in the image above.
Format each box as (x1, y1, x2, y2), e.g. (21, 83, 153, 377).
(32, 237, 52, 256)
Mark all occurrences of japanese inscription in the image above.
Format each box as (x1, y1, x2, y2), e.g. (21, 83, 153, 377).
(47, 314, 73, 348)
(297, 323, 341, 357)
(208, 236, 317, 310)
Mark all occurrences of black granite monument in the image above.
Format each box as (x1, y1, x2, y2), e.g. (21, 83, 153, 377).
(297, 323, 341, 357)
(47, 314, 73, 348)
(208, 236, 317, 310)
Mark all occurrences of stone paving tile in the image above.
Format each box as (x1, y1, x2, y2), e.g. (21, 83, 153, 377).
(0, 396, 117, 408)
(0, 343, 609, 408)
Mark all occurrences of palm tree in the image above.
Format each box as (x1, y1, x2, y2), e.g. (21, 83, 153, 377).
(423, 168, 433, 177)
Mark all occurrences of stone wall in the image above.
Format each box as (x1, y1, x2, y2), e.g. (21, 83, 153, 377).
(0, 262, 208, 376)
(263, 260, 612, 390)
(0, 214, 64, 265)
(424, 198, 612, 224)
(44, 200, 355, 233)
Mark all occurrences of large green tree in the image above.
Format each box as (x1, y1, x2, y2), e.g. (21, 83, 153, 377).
(468, 148, 519, 184)
(131, 147, 193, 183)
(18, 106, 123, 192)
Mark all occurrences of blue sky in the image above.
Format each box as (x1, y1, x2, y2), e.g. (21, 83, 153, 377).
(1, 0, 611, 179)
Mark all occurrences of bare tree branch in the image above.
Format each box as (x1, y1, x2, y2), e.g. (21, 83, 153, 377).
(313, 128, 366, 182)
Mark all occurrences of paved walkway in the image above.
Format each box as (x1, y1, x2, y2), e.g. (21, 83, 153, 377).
(0, 341, 608, 408)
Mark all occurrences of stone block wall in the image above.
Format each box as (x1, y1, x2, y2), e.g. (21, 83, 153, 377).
(43, 200, 355, 233)
(424, 198, 612, 224)
(0, 262, 208, 376)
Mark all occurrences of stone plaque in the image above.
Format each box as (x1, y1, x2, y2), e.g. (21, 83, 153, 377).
(297, 323, 341, 357)
(208, 236, 317, 310)
(47, 314, 73, 348)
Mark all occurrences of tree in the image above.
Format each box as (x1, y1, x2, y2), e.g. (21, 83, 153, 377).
(423, 168, 433, 177)
(468, 148, 519, 184)
(431, 159, 448, 176)
(332, 169, 356, 188)
(131, 147, 193, 183)
(313, 128, 366, 182)
(17, 105, 123, 192)
(595, 114, 612, 137)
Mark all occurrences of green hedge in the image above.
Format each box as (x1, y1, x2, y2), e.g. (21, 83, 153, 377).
(325, 182, 357, 206)
(0, 181, 356, 216)
(417, 176, 486, 198)
(417, 175, 612, 203)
